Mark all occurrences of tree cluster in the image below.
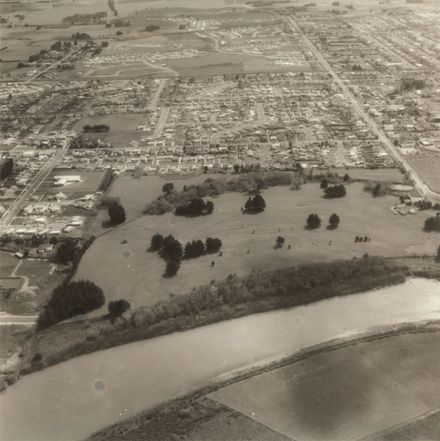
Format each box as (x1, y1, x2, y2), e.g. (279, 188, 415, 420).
(145, 24, 160, 32)
(400, 78, 425, 92)
(53, 239, 80, 264)
(149, 234, 183, 277)
(324, 184, 346, 198)
(144, 172, 295, 215)
(175, 198, 214, 217)
(354, 236, 371, 243)
(83, 124, 110, 133)
(184, 237, 222, 259)
(243, 193, 266, 214)
(37, 280, 105, 330)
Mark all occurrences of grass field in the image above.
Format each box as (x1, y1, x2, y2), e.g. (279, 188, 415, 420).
(73, 114, 146, 148)
(406, 154, 440, 193)
(210, 331, 440, 441)
(76, 180, 438, 310)
(38, 170, 104, 198)
(0, 252, 18, 278)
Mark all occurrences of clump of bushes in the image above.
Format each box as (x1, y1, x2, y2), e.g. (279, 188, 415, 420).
(175, 198, 214, 217)
(323, 184, 346, 198)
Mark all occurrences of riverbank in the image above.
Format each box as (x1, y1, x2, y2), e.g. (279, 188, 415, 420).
(19, 257, 407, 378)
(87, 320, 440, 441)
(1, 277, 440, 441)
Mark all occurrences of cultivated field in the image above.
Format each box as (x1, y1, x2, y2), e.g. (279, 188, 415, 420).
(76, 179, 438, 310)
(210, 331, 440, 441)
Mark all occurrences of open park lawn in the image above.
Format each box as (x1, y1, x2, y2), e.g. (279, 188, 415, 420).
(76, 181, 438, 311)
(73, 114, 146, 148)
(209, 331, 440, 441)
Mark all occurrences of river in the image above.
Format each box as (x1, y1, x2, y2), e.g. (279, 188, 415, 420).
(1, 278, 440, 441)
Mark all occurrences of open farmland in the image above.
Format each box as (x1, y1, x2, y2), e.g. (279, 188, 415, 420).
(210, 330, 440, 441)
(76, 180, 438, 310)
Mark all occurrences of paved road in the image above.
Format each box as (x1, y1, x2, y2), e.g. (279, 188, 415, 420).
(24, 49, 81, 84)
(153, 107, 170, 138)
(147, 78, 168, 111)
(0, 315, 37, 326)
(1, 142, 69, 225)
(286, 16, 440, 203)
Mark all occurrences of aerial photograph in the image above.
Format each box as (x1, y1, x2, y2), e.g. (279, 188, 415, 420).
(0, 0, 440, 439)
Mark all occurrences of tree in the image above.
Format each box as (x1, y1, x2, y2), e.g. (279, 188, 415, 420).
(164, 259, 180, 277)
(275, 236, 285, 249)
(206, 200, 214, 214)
(328, 213, 340, 229)
(424, 215, 440, 232)
(150, 233, 164, 251)
(162, 182, 174, 194)
(108, 202, 126, 225)
(37, 280, 105, 330)
(306, 214, 321, 229)
(54, 240, 78, 264)
(161, 235, 183, 261)
(320, 178, 328, 189)
(372, 183, 382, 197)
(244, 193, 266, 214)
(206, 237, 222, 254)
(108, 299, 130, 322)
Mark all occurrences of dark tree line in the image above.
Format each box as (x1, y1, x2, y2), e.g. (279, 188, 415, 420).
(83, 124, 110, 133)
(149, 234, 222, 275)
(184, 237, 222, 259)
(0, 158, 13, 180)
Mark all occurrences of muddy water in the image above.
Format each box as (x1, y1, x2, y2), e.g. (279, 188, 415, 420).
(0, 278, 439, 441)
